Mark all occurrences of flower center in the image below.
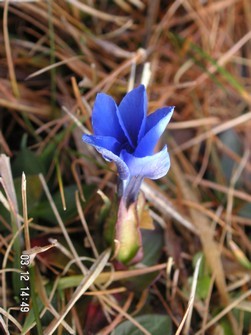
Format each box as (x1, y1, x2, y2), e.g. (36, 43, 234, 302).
(120, 141, 134, 153)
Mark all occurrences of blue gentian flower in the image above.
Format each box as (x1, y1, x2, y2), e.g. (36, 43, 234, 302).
(83, 85, 174, 205)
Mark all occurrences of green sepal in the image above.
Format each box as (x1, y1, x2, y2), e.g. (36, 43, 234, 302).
(115, 198, 143, 264)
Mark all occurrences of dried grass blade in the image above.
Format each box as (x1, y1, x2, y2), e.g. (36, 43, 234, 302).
(1, 226, 23, 315)
(0, 154, 22, 300)
(101, 294, 151, 335)
(100, 292, 134, 335)
(58, 263, 167, 289)
(43, 248, 111, 335)
(39, 173, 87, 274)
(141, 181, 198, 234)
(174, 111, 251, 153)
(0, 314, 9, 335)
(0, 98, 51, 116)
(171, 156, 240, 333)
(185, 175, 251, 203)
(195, 289, 251, 335)
(168, 117, 219, 129)
(3, 0, 19, 98)
(183, 257, 202, 334)
(26, 56, 82, 80)
(66, 0, 127, 25)
(75, 191, 99, 258)
(21, 172, 31, 250)
(175, 257, 201, 335)
(171, 156, 229, 304)
(0, 307, 22, 332)
(0, 155, 21, 230)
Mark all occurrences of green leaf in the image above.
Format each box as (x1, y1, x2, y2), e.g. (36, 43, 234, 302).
(141, 226, 164, 266)
(238, 203, 251, 219)
(220, 130, 242, 184)
(169, 32, 249, 98)
(14, 175, 43, 211)
(39, 131, 65, 171)
(29, 184, 95, 224)
(112, 314, 172, 335)
(21, 297, 44, 335)
(219, 317, 235, 335)
(12, 148, 46, 177)
(196, 276, 211, 299)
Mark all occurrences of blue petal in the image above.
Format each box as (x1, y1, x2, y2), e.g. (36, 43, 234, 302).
(134, 106, 174, 157)
(117, 85, 147, 148)
(82, 134, 122, 155)
(99, 148, 130, 180)
(122, 175, 144, 206)
(92, 93, 126, 143)
(82, 134, 129, 180)
(121, 146, 170, 179)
